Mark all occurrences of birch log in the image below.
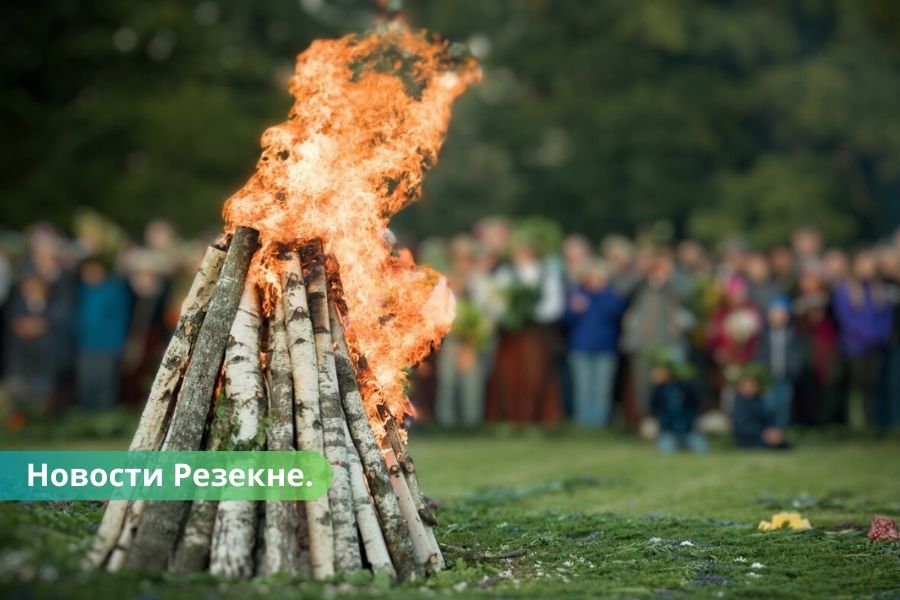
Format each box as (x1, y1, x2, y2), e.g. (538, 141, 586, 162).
(170, 389, 231, 574)
(302, 240, 361, 573)
(384, 448, 440, 573)
(416, 489, 443, 568)
(327, 300, 420, 580)
(210, 279, 267, 579)
(259, 299, 300, 576)
(253, 502, 267, 576)
(379, 407, 444, 570)
(296, 500, 312, 577)
(127, 226, 258, 572)
(379, 407, 437, 525)
(131, 242, 228, 450)
(171, 500, 217, 573)
(343, 420, 396, 578)
(105, 500, 143, 572)
(83, 243, 227, 570)
(83, 501, 127, 571)
(282, 251, 334, 580)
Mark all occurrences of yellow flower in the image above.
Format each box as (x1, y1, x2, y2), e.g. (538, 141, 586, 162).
(758, 511, 812, 531)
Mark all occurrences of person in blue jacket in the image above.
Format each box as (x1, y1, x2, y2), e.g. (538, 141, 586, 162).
(76, 255, 131, 410)
(563, 259, 627, 427)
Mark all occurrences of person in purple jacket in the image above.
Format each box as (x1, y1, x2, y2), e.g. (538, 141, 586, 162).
(833, 250, 894, 431)
(564, 259, 627, 427)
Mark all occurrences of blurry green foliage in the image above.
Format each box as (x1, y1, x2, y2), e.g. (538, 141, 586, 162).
(401, 0, 900, 245)
(498, 281, 541, 332)
(2, 0, 899, 244)
(510, 216, 563, 256)
(0, 0, 363, 233)
(451, 298, 493, 349)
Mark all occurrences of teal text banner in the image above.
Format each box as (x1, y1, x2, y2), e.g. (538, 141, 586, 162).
(0, 451, 332, 501)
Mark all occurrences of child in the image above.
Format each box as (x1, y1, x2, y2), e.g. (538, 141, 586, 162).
(649, 349, 707, 453)
(563, 259, 627, 428)
(76, 255, 131, 411)
(756, 296, 802, 430)
(731, 363, 787, 448)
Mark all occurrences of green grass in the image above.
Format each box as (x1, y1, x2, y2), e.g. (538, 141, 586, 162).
(1, 430, 899, 599)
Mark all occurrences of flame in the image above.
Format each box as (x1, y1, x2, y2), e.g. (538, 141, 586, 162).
(223, 21, 480, 428)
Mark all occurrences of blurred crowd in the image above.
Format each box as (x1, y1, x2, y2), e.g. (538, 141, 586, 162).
(2, 212, 900, 450)
(414, 217, 900, 451)
(0, 211, 216, 429)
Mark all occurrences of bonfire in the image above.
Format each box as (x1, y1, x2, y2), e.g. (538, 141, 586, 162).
(83, 21, 479, 580)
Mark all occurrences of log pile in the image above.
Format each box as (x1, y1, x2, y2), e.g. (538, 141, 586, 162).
(84, 227, 443, 580)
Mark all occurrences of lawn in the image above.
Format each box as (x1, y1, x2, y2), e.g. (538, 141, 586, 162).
(1, 430, 899, 599)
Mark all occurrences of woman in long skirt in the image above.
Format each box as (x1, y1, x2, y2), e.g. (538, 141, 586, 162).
(485, 234, 565, 426)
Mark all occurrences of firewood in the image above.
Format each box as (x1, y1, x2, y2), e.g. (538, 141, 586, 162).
(303, 240, 362, 573)
(296, 501, 312, 577)
(266, 298, 295, 451)
(171, 500, 218, 573)
(89, 228, 447, 582)
(83, 243, 227, 570)
(282, 251, 334, 580)
(104, 500, 143, 572)
(126, 226, 259, 572)
(253, 502, 266, 576)
(210, 277, 267, 579)
(378, 406, 444, 570)
(132, 241, 229, 451)
(259, 497, 303, 574)
(383, 447, 440, 573)
(118, 373, 231, 574)
(343, 420, 396, 578)
(208, 465, 260, 573)
(170, 374, 231, 574)
(378, 406, 438, 526)
(83, 501, 127, 571)
(259, 299, 301, 576)
(208, 479, 261, 575)
(327, 299, 421, 580)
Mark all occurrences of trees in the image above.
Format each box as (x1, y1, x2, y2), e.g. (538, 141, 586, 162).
(402, 0, 900, 245)
(2, 1, 899, 244)
(0, 1, 353, 232)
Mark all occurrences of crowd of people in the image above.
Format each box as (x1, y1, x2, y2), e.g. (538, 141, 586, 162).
(416, 218, 900, 451)
(0, 212, 214, 427)
(2, 212, 899, 450)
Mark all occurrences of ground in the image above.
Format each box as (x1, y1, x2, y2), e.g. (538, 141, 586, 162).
(1, 428, 899, 599)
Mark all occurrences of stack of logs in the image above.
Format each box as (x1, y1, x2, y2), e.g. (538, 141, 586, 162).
(83, 226, 443, 580)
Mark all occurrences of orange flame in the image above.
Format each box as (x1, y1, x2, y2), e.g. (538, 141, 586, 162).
(223, 21, 480, 427)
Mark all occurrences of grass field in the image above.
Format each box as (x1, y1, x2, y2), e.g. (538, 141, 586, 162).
(1, 430, 899, 599)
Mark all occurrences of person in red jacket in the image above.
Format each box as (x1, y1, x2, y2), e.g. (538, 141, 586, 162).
(708, 275, 763, 409)
(708, 275, 763, 367)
